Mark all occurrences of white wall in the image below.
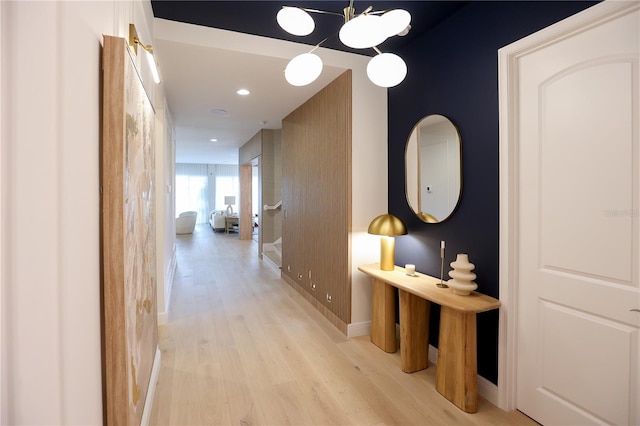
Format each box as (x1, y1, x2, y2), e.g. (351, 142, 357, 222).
(0, 2, 5, 421)
(350, 64, 389, 328)
(154, 20, 388, 330)
(155, 102, 177, 326)
(0, 1, 170, 423)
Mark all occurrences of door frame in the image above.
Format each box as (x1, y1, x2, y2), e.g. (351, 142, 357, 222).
(497, 0, 639, 412)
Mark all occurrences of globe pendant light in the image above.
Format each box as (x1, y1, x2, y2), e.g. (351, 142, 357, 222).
(277, 7, 315, 36)
(277, 3, 411, 87)
(339, 14, 387, 49)
(367, 52, 407, 88)
(285, 52, 323, 86)
(381, 9, 411, 37)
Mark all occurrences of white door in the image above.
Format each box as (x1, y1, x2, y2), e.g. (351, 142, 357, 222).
(505, 2, 640, 425)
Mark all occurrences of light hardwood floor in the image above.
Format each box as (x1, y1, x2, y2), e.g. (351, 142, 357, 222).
(149, 225, 537, 425)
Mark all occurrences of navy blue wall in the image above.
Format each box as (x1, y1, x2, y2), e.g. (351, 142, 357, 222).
(388, 1, 598, 384)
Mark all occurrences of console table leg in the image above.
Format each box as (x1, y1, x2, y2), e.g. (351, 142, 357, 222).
(371, 278, 396, 352)
(435, 306, 478, 413)
(399, 289, 430, 373)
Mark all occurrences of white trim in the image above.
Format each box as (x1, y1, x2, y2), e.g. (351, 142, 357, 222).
(167, 245, 177, 287)
(429, 344, 438, 365)
(158, 245, 176, 326)
(428, 343, 498, 406)
(497, 0, 639, 412)
(347, 321, 371, 338)
(140, 347, 162, 426)
(0, 1, 4, 420)
(478, 376, 499, 407)
(354, 326, 500, 404)
(497, 26, 520, 412)
(261, 253, 281, 272)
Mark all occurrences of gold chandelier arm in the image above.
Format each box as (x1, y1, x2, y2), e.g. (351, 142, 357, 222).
(309, 36, 331, 53)
(134, 37, 154, 54)
(286, 7, 343, 17)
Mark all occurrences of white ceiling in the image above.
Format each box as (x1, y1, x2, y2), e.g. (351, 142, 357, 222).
(154, 18, 354, 165)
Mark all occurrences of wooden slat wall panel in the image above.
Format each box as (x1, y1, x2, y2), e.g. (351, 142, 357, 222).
(282, 105, 308, 287)
(101, 35, 158, 425)
(282, 70, 352, 325)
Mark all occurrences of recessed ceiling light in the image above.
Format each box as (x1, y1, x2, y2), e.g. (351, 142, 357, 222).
(211, 109, 227, 115)
(236, 89, 250, 96)
(210, 138, 218, 142)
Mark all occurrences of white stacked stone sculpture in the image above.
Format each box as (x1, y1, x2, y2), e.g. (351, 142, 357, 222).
(447, 253, 478, 296)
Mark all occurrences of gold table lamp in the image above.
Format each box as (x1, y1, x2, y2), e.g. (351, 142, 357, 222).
(368, 214, 407, 271)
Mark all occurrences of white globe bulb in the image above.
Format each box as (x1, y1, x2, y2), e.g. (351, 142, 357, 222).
(284, 53, 323, 86)
(339, 14, 387, 49)
(277, 7, 315, 36)
(367, 53, 407, 87)
(381, 9, 411, 37)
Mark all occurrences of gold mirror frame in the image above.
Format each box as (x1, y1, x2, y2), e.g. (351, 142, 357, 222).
(405, 114, 462, 223)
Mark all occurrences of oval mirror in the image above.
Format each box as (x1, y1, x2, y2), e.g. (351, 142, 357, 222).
(405, 114, 462, 223)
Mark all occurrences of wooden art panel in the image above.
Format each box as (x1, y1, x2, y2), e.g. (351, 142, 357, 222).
(101, 35, 157, 425)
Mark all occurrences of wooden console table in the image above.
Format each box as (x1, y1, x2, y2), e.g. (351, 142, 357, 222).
(358, 263, 501, 413)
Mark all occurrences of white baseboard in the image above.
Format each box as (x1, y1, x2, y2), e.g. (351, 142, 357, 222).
(478, 375, 499, 407)
(427, 343, 498, 406)
(158, 247, 177, 326)
(261, 254, 280, 271)
(353, 326, 499, 406)
(347, 321, 371, 337)
(429, 343, 438, 363)
(166, 245, 177, 300)
(141, 347, 162, 426)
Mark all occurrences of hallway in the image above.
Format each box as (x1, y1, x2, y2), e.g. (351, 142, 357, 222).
(149, 225, 536, 425)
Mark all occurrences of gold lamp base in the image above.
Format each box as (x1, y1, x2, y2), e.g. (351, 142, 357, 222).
(368, 213, 407, 272)
(380, 236, 395, 271)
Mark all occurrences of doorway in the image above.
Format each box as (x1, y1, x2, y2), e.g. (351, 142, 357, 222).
(499, 2, 640, 424)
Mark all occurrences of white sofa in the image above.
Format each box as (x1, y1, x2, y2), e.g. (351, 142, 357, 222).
(209, 211, 226, 232)
(176, 211, 197, 234)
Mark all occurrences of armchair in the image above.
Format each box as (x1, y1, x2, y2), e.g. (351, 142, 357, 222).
(176, 211, 197, 234)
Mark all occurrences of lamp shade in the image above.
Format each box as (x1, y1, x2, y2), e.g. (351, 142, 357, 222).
(277, 7, 315, 36)
(339, 14, 387, 49)
(367, 214, 407, 236)
(367, 53, 407, 88)
(284, 53, 323, 86)
(380, 9, 411, 37)
(224, 196, 236, 205)
(417, 212, 439, 223)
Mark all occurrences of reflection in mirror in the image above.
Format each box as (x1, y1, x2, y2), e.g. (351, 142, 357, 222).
(405, 114, 462, 223)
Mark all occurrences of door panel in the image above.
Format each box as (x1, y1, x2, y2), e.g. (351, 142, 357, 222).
(540, 61, 634, 282)
(538, 301, 636, 426)
(514, 3, 640, 425)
